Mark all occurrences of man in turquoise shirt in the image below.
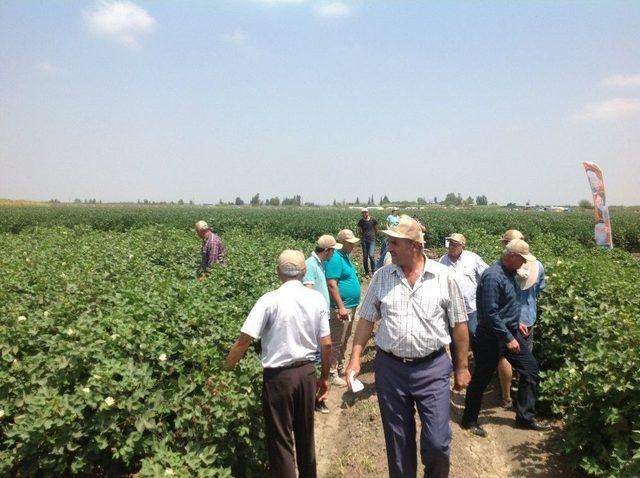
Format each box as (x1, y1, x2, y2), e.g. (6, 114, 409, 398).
(325, 229, 362, 386)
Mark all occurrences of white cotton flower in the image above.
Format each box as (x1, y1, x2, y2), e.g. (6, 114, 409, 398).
(66, 328, 75, 336)
(110, 334, 119, 340)
(165, 469, 175, 476)
(44, 311, 49, 318)
(158, 353, 167, 362)
(82, 387, 91, 393)
(0, 410, 5, 418)
(556, 260, 563, 265)
(128, 254, 134, 260)
(551, 273, 557, 277)
(61, 273, 67, 279)
(17, 316, 27, 322)
(104, 396, 115, 407)
(25, 258, 30, 262)
(93, 374, 101, 379)
(573, 315, 579, 320)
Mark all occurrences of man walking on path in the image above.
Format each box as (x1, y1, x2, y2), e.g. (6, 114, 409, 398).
(461, 239, 551, 437)
(224, 250, 332, 478)
(377, 207, 400, 270)
(325, 229, 361, 386)
(439, 233, 488, 353)
(303, 234, 341, 413)
(346, 216, 471, 478)
(195, 220, 224, 279)
(357, 208, 379, 277)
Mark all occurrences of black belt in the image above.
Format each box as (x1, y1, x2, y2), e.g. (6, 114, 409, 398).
(265, 360, 313, 371)
(378, 347, 446, 364)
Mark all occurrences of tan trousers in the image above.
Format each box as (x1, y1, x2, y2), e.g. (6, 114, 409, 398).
(329, 308, 356, 374)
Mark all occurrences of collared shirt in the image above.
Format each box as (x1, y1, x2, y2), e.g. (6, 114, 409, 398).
(200, 230, 224, 271)
(439, 250, 489, 314)
(386, 214, 400, 228)
(476, 261, 521, 343)
(241, 280, 330, 368)
(517, 260, 546, 327)
(324, 250, 361, 309)
(359, 256, 467, 358)
(303, 252, 330, 310)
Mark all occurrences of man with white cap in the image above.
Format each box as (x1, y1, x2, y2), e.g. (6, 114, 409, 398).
(194, 220, 224, 279)
(461, 239, 551, 437)
(325, 229, 362, 386)
(224, 249, 332, 478)
(439, 233, 489, 352)
(303, 234, 342, 413)
(346, 216, 470, 478)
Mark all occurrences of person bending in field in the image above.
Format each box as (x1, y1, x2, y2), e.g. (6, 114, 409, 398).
(195, 220, 224, 279)
(461, 239, 551, 437)
(225, 250, 332, 478)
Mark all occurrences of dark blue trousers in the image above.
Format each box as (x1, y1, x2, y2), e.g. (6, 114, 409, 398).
(462, 327, 539, 425)
(361, 239, 376, 275)
(375, 349, 452, 478)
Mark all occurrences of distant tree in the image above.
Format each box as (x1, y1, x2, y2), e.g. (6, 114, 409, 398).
(464, 196, 475, 206)
(417, 197, 427, 205)
(74, 198, 82, 203)
(506, 202, 517, 208)
(250, 193, 262, 206)
(434, 196, 438, 204)
(476, 195, 488, 206)
(578, 199, 593, 209)
(235, 197, 245, 206)
(332, 199, 337, 207)
(443, 193, 462, 206)
(189, 200, 194, 205)
(381, 195, 390, 205)
(355, 196, 360, 205)
(266, 197, 280, 206)
(282, 195, 302, 206)
(177, 199, 184, 205)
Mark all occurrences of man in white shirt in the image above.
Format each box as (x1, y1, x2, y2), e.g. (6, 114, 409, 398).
(439, 233, 489, 352)
(225, 250, 332, 478)
(346, 217, 471, 478)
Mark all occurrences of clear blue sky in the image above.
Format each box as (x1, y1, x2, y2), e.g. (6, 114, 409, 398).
(1, 1, 639, 205)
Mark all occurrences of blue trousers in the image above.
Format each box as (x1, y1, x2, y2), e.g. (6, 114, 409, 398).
(361, 239, 376, 275)
(375, 349, 452, 478)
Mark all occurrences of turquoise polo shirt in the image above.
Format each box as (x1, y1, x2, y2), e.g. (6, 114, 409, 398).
(324, 250, 361, 309)
(303, 252, 330, 310)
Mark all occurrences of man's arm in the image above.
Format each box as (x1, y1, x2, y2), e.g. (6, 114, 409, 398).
(345, 318, 375, 389)
(327, 279, 348, 319)
(224, 333, 254, 370)
(316, 335, 332, 401)
(451, 323, 471, 389)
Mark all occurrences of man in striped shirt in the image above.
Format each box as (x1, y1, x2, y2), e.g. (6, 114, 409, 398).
(346, 216, 470, 478)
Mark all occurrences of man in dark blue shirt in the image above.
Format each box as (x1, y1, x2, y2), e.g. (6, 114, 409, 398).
(461, 239, 551, 436)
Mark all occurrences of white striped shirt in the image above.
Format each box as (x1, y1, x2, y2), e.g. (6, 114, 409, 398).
(359, 256, 467, 358)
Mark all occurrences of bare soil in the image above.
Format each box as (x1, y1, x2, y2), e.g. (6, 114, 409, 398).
(315, 255, 583, 477)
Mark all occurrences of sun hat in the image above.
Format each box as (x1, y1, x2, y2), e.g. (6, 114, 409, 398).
(517, 260, 540, 291)
(361, 207, 369, 213)
(501, 229, 525, 243)
(194, 220, 209, 232)
(505, 239, 536, 263)
(446, 233, 466, 246)
(336, 229, 360, 244)
(391, 207, 398, 212)
(316, 234, 343, 250)
(383, 215, 424, 244)
(277, 250, 306, 277)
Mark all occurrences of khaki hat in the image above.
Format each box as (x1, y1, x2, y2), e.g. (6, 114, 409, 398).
(337, 229, 360, 244)
(391, 207, 399, 212)
(361, 207, 369, 213)
(277, 249, 306, 277)
(446, 233, 466, 246)
(383, 215, 424, 244)
(316, 234, 343, 250)
(501, 229, 524, 242)
(195, 220, 209, 231)
(505, 239, 536, 263)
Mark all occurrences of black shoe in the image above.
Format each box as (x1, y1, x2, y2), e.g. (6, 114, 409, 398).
(515, 420, 551, 431)
(315, 401, 330, 414)
(461, 421, 487, 437)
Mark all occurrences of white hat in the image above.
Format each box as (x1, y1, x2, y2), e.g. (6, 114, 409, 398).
(337, 229, 360, 244)
(383, 215, 424, 244)
(316, 235, 343, 250)
(195, 220, 209, 232)
(277, 250, 306, 277)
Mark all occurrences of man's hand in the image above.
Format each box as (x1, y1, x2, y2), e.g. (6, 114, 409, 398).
(338, 307, 349, 321)
(198, 273, 206, 282)
(453, 367, 471, 391)
(316, 377, 330, 401)
(345, 358, 361, 391)
(506, 338, 520, 353)
(518, 323, 529, 337)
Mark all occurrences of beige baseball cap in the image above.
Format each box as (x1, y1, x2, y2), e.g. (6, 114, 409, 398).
(277, 250, 306, 277)
(383, 215, 424, 244)
(316, 234, 343, 250)
(446, 233, 466, 246)
(501, 229, 525, 242)
(361, 207, 369, 213)
(505, 239, 536, 262)
(195, 220, 209, 231)
(337, 229, 360, 244)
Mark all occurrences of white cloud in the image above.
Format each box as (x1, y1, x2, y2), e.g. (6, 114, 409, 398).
(313, 2, 352, 18)
(35, 62, 67, 76)
(572, 98, 640, 121)
(84, 1, 156, 48)
(221, 29, 247, 45)
(602, 74, 640, 87)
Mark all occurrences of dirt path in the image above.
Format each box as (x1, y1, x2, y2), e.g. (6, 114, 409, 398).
(315, 263, 581, 478)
